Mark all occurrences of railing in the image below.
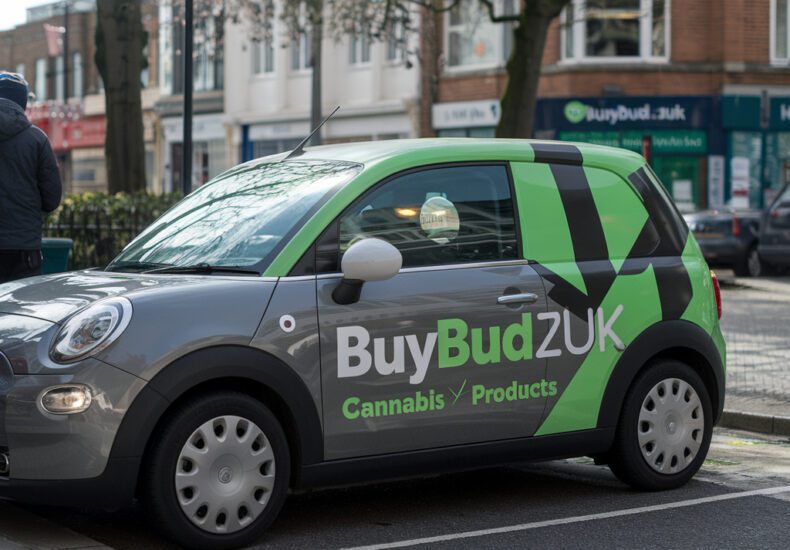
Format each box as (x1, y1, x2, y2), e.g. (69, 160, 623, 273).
(44, 193, 181, 270)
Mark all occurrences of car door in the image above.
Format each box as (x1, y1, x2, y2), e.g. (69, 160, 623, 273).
(316, 163, 550, 460)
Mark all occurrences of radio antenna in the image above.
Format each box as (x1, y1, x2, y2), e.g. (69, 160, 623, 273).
(284, 106, 341, 160)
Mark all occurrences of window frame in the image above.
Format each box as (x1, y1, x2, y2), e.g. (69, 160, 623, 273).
(771, 0, 790, 65)
(303, 161, 524, 276)
(252, 0, 276, 76)
(560, 0, 671, 65)
(444, 0, 514, 72)
(349, 32, 372, 66)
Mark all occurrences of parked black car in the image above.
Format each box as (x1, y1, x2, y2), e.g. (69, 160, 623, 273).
(758, 184, 790, 273)
(684, 209, 763, 276)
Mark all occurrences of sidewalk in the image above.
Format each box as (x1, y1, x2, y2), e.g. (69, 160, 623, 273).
(717, 273, 790, 435)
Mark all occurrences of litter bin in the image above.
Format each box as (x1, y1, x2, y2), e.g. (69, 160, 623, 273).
(41, 238, 72, 274)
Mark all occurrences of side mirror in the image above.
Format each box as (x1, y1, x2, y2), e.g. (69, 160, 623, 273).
(332, 238, 402, 305)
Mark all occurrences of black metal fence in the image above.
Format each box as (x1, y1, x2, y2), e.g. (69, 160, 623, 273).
(44, 192, 181, 270)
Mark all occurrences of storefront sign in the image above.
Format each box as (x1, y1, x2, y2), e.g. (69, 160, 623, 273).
(770, 97, 790, 130)
(731, 156, 751, 209)
(432, 100, 500, 129)
(537, 96, 711, 132)
(722, 96, 761, 129)
(559, 130, 707, 154)
(708, 155, 725, 209)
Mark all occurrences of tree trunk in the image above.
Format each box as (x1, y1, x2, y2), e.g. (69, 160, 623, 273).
(95, 0, 146, 193)
(309, 18, 323, 145)
(496, 5, 556, 138)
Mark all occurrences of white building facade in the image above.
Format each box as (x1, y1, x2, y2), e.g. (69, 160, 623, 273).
(223, 3, 420, 165)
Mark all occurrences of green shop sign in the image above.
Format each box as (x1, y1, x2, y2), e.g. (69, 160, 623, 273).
(770, 97, 790, 130)
(560, 130, 707, 154)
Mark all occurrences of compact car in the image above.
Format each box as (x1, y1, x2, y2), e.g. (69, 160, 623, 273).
(0, 139, 726, 549)
(684, 209, 762, 276)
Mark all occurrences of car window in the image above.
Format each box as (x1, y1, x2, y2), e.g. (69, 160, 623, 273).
(338, 165, 518, 269)
(774, 185, 790, 207)
(108, 159, 362, 271)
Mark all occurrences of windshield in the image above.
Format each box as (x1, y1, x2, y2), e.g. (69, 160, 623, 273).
(108, 159, 362, 272)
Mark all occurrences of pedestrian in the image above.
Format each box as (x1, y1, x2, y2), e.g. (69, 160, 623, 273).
(0, 71, 62, 284)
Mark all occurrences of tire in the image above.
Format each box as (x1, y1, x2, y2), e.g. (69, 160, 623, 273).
(142, 392, 290, 550)
(608, 360, 713, 491)
(734, 244, 762, 277)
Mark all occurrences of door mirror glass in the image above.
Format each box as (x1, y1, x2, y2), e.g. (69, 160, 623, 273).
(341, 238, 403, 282)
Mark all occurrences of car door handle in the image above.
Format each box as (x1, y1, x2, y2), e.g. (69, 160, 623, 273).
(497, 293, 539, 305)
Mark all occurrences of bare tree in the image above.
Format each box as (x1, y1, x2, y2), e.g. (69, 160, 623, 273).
(95, 0, 148, 193)
(328, 0, 572, 138)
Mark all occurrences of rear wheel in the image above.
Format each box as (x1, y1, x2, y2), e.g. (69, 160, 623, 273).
(735, 244, 763, 277)
(142, 392, 290, 550)
(608, 360, 712, 490)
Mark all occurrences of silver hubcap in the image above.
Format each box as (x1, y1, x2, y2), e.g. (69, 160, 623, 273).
(175, 415, 275, 534)
(638, 378, 704, 474)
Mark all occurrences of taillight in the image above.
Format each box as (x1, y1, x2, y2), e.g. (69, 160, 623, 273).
(732, 215, 741, 237)
(711, 271, 722, 320)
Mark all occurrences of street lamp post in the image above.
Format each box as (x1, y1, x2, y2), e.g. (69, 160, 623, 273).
(182, 0, 194, 195)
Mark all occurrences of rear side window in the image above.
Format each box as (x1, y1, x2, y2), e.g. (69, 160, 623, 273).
(337, 165, 518, 268)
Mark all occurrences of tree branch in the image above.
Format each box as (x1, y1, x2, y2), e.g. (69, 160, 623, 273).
(478, 0, 520, 23)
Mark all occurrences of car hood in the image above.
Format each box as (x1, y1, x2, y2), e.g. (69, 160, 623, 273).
(0, 270, 263, 323)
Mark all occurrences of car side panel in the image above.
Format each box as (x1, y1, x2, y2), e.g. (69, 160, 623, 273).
(510, 157, 722, 436)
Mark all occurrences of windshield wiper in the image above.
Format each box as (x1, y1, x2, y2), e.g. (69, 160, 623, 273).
(105, 261, 171, 273)
(142, 262, 261, 276)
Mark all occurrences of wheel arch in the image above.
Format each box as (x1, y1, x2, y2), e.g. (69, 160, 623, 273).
(108, 345, 324, 495)
(597, 320, 725, 431)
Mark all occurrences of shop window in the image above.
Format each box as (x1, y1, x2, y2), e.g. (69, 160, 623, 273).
(386, 19, 405, 62)
(773, 0, 790, 64)
(561, 0, 669, 63)
(446, 0, 515, 70)
(338, 165, 518, 268)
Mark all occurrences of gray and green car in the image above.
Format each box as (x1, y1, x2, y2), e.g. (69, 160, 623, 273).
(0, 139, 725, 549)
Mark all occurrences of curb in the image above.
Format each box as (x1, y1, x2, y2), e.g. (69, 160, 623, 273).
(720, 409, 790, 437)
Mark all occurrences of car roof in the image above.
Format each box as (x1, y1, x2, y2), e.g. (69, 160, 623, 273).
(236, 138, 647, 179)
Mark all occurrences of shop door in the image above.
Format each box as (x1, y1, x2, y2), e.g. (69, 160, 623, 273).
(652, 156, 702, 212)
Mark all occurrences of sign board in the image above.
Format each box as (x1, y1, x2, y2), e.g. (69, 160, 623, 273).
(559, 130, 707, 154)
(770, 97, 790, 130)
(730, 156, 751, 209)
(432, 100, 501, 130)
(536, 96, 712, 132)
(708, 155, 725, 209)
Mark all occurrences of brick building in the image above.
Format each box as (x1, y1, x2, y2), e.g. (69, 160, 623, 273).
(424, 0, 790, 211)
(0, 0, 161, 194)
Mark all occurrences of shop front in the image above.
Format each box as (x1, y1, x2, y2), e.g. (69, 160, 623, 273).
(722, 94, 790, 209)
(534, 96, 718, 212)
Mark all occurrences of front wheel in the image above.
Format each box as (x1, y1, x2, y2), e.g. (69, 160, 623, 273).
(608, 360, 713, 491)
(142, 392, 290, 550)
(735, 244, 763, 277)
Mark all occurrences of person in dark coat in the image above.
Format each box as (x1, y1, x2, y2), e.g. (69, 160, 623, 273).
(0, 71, 62, 283)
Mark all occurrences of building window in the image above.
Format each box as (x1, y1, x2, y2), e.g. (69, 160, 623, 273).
(55, 56, 65, 101)
(349, 32, 371, 65)
(772, 0, 790, 64)
(291, 29, 312, 71)
(446, 0, 515, 70)
(35, 58, 47, 101)
(159, 0, 223, 95)
(253, 0, 275, 74)
(386, 20, 404, 62)
(561, 0, 670, 62)
(72, 52, 83, 98)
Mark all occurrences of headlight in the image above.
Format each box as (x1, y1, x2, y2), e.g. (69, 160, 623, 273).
(50, 297, 133, 363)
